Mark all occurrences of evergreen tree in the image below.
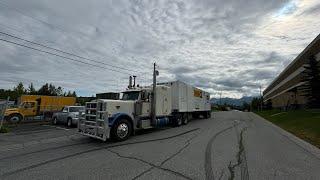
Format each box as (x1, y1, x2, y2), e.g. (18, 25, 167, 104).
(14, 82, 25, 96)
(71, 91, 77, 97)
(56, 87, 63, 96)
(66, 91, 72, 97)
(37, 83, 50, 95)
(250, 97, 262, 111)
(299, 56, 320, 108)
(48, 83, 57, 96)
(27, 83, 36, 95)
(266, 99, 272, 110)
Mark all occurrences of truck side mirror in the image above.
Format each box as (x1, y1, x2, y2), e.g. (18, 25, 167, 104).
(141, 91, 146, 101)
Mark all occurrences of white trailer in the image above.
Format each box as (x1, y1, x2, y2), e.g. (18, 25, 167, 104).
(159, 81, 211, 117)
(78, 80, 211, 141)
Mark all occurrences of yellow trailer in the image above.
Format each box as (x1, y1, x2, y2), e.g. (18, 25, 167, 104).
(4, 95, 76, 123)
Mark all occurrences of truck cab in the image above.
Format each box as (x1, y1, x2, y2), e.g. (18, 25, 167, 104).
(78, 86, 172, 141)
(4, 101, 38, 123)
(4, 95, 76, 124)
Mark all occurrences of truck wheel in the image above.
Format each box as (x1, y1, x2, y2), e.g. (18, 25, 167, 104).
(53, 117, 58, 125)
(204, 112, 211, 119)
(67, 118, 72, 127)
(174, 114, 182, 127)
(182, 113, 188, 125)
(8, 114, 22, 124)
(203, 112, 208, 119)
(111, 119, 132, 141)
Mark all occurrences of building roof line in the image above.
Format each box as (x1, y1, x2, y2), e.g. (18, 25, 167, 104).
(263, 33, 320, 94)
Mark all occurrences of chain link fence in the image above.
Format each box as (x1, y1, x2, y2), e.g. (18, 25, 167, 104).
(0, 97, 10, 130)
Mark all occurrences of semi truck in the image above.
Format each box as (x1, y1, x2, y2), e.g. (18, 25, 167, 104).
(78, 80, 211, 141)
(4, 95, 76, 123)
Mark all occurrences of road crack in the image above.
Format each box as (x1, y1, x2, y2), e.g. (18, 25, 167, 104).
(227, 127, 248, 180)
(1, 128, 199, 178)
(108, 134, 198, 180)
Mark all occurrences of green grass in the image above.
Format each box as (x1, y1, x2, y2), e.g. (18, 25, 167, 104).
(0, 125, 10, 133)
(255, 109, 320, 148)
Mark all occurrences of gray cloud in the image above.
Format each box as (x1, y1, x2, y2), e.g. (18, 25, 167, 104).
(0, 0, 319, 98)
(299, 3, 320, 15)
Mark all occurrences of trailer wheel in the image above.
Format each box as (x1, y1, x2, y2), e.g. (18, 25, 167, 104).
(111, 119, 132, 141)
(174, 114, 182, 127)
(204, 112, 211, 119)
(182, 113, 188, 125)
(7, 114, 22, 124)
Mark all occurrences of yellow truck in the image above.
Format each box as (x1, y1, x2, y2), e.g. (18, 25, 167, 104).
(4, 95, 76, 123)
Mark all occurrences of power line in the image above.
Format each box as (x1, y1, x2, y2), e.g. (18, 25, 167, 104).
(0, 38, 133, 75)
(0, 22, 54, 44)
(0, 1, 87, 37)
(0, 31, 144, 74)
(0, 2, 150, 74)
(0, 2, 142, 73)
(0, 24, 145, 75)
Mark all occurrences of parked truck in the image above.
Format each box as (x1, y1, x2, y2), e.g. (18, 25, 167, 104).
(78, 80, 211, 141)
(4, 95, 76, 123)
(52, 106, 85, 127)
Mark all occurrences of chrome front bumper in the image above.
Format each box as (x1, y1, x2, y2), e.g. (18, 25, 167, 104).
(78, 119, 110, 141)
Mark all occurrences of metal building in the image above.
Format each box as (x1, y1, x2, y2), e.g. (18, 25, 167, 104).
(263, 34, 320, 109)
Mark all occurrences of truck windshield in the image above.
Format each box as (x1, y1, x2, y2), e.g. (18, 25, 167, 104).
(69, 107, 84, 112)
(20, 102, 35, 108)
(121, 91, 140, 101)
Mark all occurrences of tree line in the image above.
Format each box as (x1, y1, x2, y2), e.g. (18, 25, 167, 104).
(213, 97, 264, 111)
(0, 82, 77, 101)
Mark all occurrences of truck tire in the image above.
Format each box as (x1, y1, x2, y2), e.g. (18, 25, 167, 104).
(7, 114, 22, 124)
(174, 114, 182, 127)
(67, 118, 72, 127)
(111, 119, 132, 141)
(182, 113, 188, 125)
(204, 111, 211, 119)
(53, 117, 58, 125)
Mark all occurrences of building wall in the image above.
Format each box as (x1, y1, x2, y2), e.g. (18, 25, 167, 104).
(269, 91, 307, 109)
(263, 34, 320, 109)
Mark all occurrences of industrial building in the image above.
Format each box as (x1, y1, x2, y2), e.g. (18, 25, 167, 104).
(263, 34, 320, 109)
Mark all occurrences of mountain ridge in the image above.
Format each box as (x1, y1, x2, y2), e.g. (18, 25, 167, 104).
(210, 96, 256, 106)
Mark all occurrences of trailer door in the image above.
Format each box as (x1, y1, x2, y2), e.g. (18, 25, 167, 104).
(179, 82, 188, 112)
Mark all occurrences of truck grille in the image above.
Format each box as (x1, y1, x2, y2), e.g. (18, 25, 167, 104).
(84, 102, 97, 122)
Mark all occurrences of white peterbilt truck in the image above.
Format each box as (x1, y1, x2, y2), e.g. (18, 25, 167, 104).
(78, 80, 211, 141)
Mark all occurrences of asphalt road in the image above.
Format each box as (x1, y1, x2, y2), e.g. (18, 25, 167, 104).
(0, 111, 320, 180)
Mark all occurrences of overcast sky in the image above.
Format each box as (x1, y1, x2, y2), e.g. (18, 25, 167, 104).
(0, 0, 319, 98)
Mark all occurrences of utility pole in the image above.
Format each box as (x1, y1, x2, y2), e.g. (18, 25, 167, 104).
(219, 91, 222, 106)
(259, 85, 263, 111)
(151, 63, 157, 126)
